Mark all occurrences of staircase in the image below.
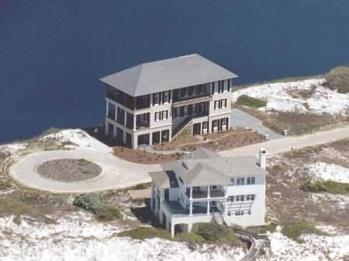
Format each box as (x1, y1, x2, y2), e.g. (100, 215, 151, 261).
(172, 117, 192, 139)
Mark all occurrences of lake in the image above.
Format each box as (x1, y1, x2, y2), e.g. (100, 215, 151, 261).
(0, 0, 348, 143)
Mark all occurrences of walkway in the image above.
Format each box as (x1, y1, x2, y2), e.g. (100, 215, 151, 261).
(9, 149, 160, 193)
(219, 124, 349, 157)
(231, 108, 283, 140)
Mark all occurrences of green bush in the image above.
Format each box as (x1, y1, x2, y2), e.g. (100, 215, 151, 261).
(282, 220, 325, 243)
(175, 232, 205, 244)
(301, 181, 349, 194)
(194, 223, 237, 244)
(73, 194, 121, 220)
(117, 227, 171, 240)
(236, 95, 267, 108)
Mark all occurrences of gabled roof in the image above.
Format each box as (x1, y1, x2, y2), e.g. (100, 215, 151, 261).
(100, 54, 238, 97)
(181, 162, 232, 186)
(148, 171, 170, 189)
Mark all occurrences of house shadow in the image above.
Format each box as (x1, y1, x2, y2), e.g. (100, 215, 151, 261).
(83, 125, 122, 147)
(130, 199, 163, 228)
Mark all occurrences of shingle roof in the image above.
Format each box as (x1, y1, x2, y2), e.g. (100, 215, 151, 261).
(148, 171, 170, 189)
(181, 162, 232, 186)
(100, 54, 238, 97)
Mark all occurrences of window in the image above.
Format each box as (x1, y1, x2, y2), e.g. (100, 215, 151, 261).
(221, 118, 228, 127)
(246, 194, 255, 201)
(155, 112, 160, 122)
(227, 79, 231, 92)
(153, 93, 160, 106)
(247, 176, 256, 185)
(188, 87, 194, 96)
(218, 80, 224, 93)
(235, 210, 244, 216)
(180, 106, 185, 117)
(228, 196, 234, 202)
(214, 101, 218, 109)
(180, 88, 186, 97)
(223, 99, 227, 108)
(107, 102, 116, 120)
(237, 177, 245, 185)
(163, 92, 169, 103)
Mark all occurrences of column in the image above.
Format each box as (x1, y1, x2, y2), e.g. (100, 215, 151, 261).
(133, 115, 137, 131)
(187, 223, 192, 233)
(149, 132, 153, 146)
(189, 187, 193, 216)
(207, 200, 210, 215)
(207, 185, 210, 198)
(150, 183, 154, 211)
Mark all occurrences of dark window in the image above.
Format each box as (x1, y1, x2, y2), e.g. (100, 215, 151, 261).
(180, 88, 186, 97)
(188, 87, 194, 96)
(107, 103, 116, 120)
(161, 130, 170, 142)
(126, 112, 134, 129)
(116, 107, 125, 125)
(180, 106, 185, 117)
(152, 132, 161, 144)
(153, 93, 160, 105)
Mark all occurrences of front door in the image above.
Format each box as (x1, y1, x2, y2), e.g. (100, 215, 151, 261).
(193, 123, 201, 135)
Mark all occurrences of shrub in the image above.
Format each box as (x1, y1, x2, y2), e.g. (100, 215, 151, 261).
(73, 194, 121, 220)
(301, 181, 349, 194)
(282, 220, 325, 243)
(117, 227, 171, 240)
(194, 223, 237, 244)
(175, 232, 204, 244)
(236, 95, 267, 108)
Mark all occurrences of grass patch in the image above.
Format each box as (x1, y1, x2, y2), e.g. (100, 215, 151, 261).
(73, 194, 121, 221)
(282, 220, 326, 243)
(325, 66, 349, 93)
(193, 223, 239, 245)
(247, 223, 277, 234)
(117, 227, 172, 240)
(301, 180, 349, 194)
(236, 95, 267, 108)
(117, 223, 242, 247)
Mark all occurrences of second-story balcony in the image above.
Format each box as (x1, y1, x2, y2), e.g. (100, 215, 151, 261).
(172, 84, 211, 104)
(186, 186, 225, 199)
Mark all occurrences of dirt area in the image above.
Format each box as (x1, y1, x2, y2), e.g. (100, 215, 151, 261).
(266, 139, 349, 232)
(37, 159, 102, 182)
(113, 146, 182, 164)
(238, 106, 349, 135)
(181, 128, 264, 152)
(153, 127, 264, 152)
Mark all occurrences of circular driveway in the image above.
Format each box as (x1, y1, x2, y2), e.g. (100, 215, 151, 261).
(9, 149, 161, 193)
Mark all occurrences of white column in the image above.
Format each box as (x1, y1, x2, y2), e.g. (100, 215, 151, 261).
(207, 200, 210, 215)
(106, 100, 109, 117)
(187, 223, 192, 233)
(150, 183, 154, 211)
(207, 186, 210, 198)
(189, 187, 193, 216)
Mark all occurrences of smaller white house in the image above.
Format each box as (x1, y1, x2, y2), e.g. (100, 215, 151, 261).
(149, 148, 267, 237)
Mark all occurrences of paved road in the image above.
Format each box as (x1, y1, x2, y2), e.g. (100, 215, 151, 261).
(231, 108, 283, 140)
(219, 124, 349, 158)
(9, 149, 160, 193)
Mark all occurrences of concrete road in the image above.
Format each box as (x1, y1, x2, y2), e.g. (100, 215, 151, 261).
(231, 108, 283, 140)
(219, 124, 349, 158)
(9, 149, 160, 193)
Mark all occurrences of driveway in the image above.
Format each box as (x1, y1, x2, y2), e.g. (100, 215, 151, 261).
(231, 108, 283, 140)
(9, 149, 160, 193)
(219, 124, 349, 157)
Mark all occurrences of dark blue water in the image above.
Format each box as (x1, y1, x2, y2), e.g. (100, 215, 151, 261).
(1, 0, 349, 143)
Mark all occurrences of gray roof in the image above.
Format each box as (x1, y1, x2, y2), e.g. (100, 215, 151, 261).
(100, 54, 238, 97)
(148, 171, 170, 189)
(161, 152, 266, 187)
(185, 147, 220, 160)
(181, 162, 232, 186)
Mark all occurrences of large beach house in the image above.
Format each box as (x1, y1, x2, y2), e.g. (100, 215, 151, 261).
(101, 54, 238, 148)
(149, 148, 267, 237)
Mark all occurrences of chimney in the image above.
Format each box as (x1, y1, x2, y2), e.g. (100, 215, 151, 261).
(258, 148, 267, 169)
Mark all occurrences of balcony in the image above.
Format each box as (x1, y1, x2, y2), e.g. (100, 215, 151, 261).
(186, 186, 226, 199)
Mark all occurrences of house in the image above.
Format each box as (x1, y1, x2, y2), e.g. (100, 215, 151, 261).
(101, 54, 238, 148)
(149, 148, 267, 237)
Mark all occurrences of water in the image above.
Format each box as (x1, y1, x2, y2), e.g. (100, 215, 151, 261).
(0, 0, 348, 143)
